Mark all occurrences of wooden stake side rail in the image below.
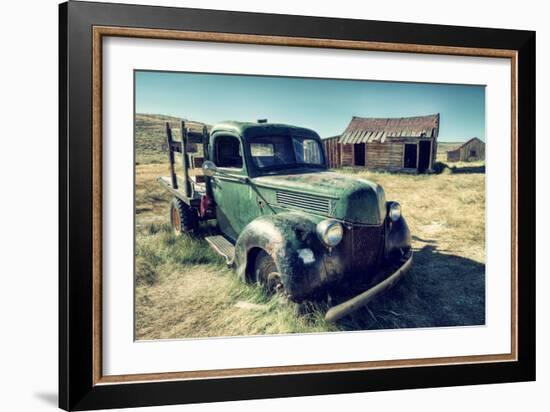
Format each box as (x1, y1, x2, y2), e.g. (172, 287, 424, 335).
(165, 123, 178, 189)
(163, 120, 212, 207)
(179, 121, 192, 198)
(158, 176, 202, 207)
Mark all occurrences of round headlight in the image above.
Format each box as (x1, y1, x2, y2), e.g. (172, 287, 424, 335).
(316, 219, 343, 247)
(388, 202, 401, 222)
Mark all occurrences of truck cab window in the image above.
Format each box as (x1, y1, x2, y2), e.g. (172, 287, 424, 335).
(250, 135, 324, 170)
(215, 135, 243, 168)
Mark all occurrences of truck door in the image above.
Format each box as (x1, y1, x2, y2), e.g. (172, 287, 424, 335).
(211, 134, 253, 242)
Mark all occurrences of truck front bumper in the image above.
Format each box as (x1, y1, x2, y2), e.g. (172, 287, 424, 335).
(324, 250, 413, 323)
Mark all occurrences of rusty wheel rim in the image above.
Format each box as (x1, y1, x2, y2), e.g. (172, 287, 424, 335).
(172, 206, 181, 235)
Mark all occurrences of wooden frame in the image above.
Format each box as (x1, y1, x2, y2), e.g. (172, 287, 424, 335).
(403, 142, 418, 170)
(59, 1, 535, 410)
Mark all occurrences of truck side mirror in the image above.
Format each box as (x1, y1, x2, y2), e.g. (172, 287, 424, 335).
(202, 160, 218, 177)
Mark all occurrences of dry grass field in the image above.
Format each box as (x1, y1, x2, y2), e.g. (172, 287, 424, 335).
(134, 115, 485, 340)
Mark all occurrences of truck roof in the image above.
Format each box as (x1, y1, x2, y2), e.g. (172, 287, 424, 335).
(210, 121, 321, 141)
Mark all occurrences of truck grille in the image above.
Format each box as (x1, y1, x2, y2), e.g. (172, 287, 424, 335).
(342, 224, 385, 278)
(276, 191, 333, 216)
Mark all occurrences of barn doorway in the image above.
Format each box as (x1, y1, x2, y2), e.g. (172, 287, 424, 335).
(403, 144, 417, 169)
(354, 143, 366, 166)
(418, 140, 432, 172)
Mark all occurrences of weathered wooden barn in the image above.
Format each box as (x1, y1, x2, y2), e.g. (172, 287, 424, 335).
(446, 137, 485, 162)
(323, 114, 440, 172)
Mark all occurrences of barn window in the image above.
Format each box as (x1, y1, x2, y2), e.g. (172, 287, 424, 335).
(470, 149, 477, 157)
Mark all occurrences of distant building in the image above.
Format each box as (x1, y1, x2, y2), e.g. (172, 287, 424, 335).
(323, 113, 440, 172)
(446, 137, 485, 162)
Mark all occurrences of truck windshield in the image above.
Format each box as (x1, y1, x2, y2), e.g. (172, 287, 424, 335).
(250, 136, 325, 170)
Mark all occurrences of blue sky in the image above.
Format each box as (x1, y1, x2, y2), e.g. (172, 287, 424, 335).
(135, 71, 485, 142)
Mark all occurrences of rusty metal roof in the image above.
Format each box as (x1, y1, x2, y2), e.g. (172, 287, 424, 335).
(339, 114, 440, 144)
(456, 137, 484, 149)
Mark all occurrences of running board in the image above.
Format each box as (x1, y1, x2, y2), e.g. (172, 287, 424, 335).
(205, 235, 235, 264)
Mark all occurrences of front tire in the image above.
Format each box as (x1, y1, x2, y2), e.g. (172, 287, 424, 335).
(254, 250, 284, 294)
(170, 197, 198, 235)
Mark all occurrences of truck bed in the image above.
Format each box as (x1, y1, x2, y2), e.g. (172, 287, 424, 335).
(158, 176, 205, 207)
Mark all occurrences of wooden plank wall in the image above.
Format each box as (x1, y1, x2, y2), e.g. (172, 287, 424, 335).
(323, 138, 342, 168)
(325, 138, 439, 170)
(447, 140, 485, 162)
(459, 139, 485, 161)
(340, 144, 352, 166)
(447, 149, 460, 162)
(340, 143, 353, 166)
(431, 140, 438, 169)
(365, 142, 403, 170)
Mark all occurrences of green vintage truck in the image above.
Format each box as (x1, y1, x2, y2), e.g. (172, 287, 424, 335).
(158, 120, 412, 322)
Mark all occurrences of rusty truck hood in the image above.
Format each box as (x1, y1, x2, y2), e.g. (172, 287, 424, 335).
(253, 171, 386, 224)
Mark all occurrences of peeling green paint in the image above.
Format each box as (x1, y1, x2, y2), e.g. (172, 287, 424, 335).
(254, 171, 385, 224)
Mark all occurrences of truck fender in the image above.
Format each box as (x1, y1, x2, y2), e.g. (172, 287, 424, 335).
(232, 212, 329, 300)
(385, 216, 412, 258)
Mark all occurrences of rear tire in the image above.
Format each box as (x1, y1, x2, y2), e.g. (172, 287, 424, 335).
(170, 197, 198, 235)
(254, 250, 284, 294)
